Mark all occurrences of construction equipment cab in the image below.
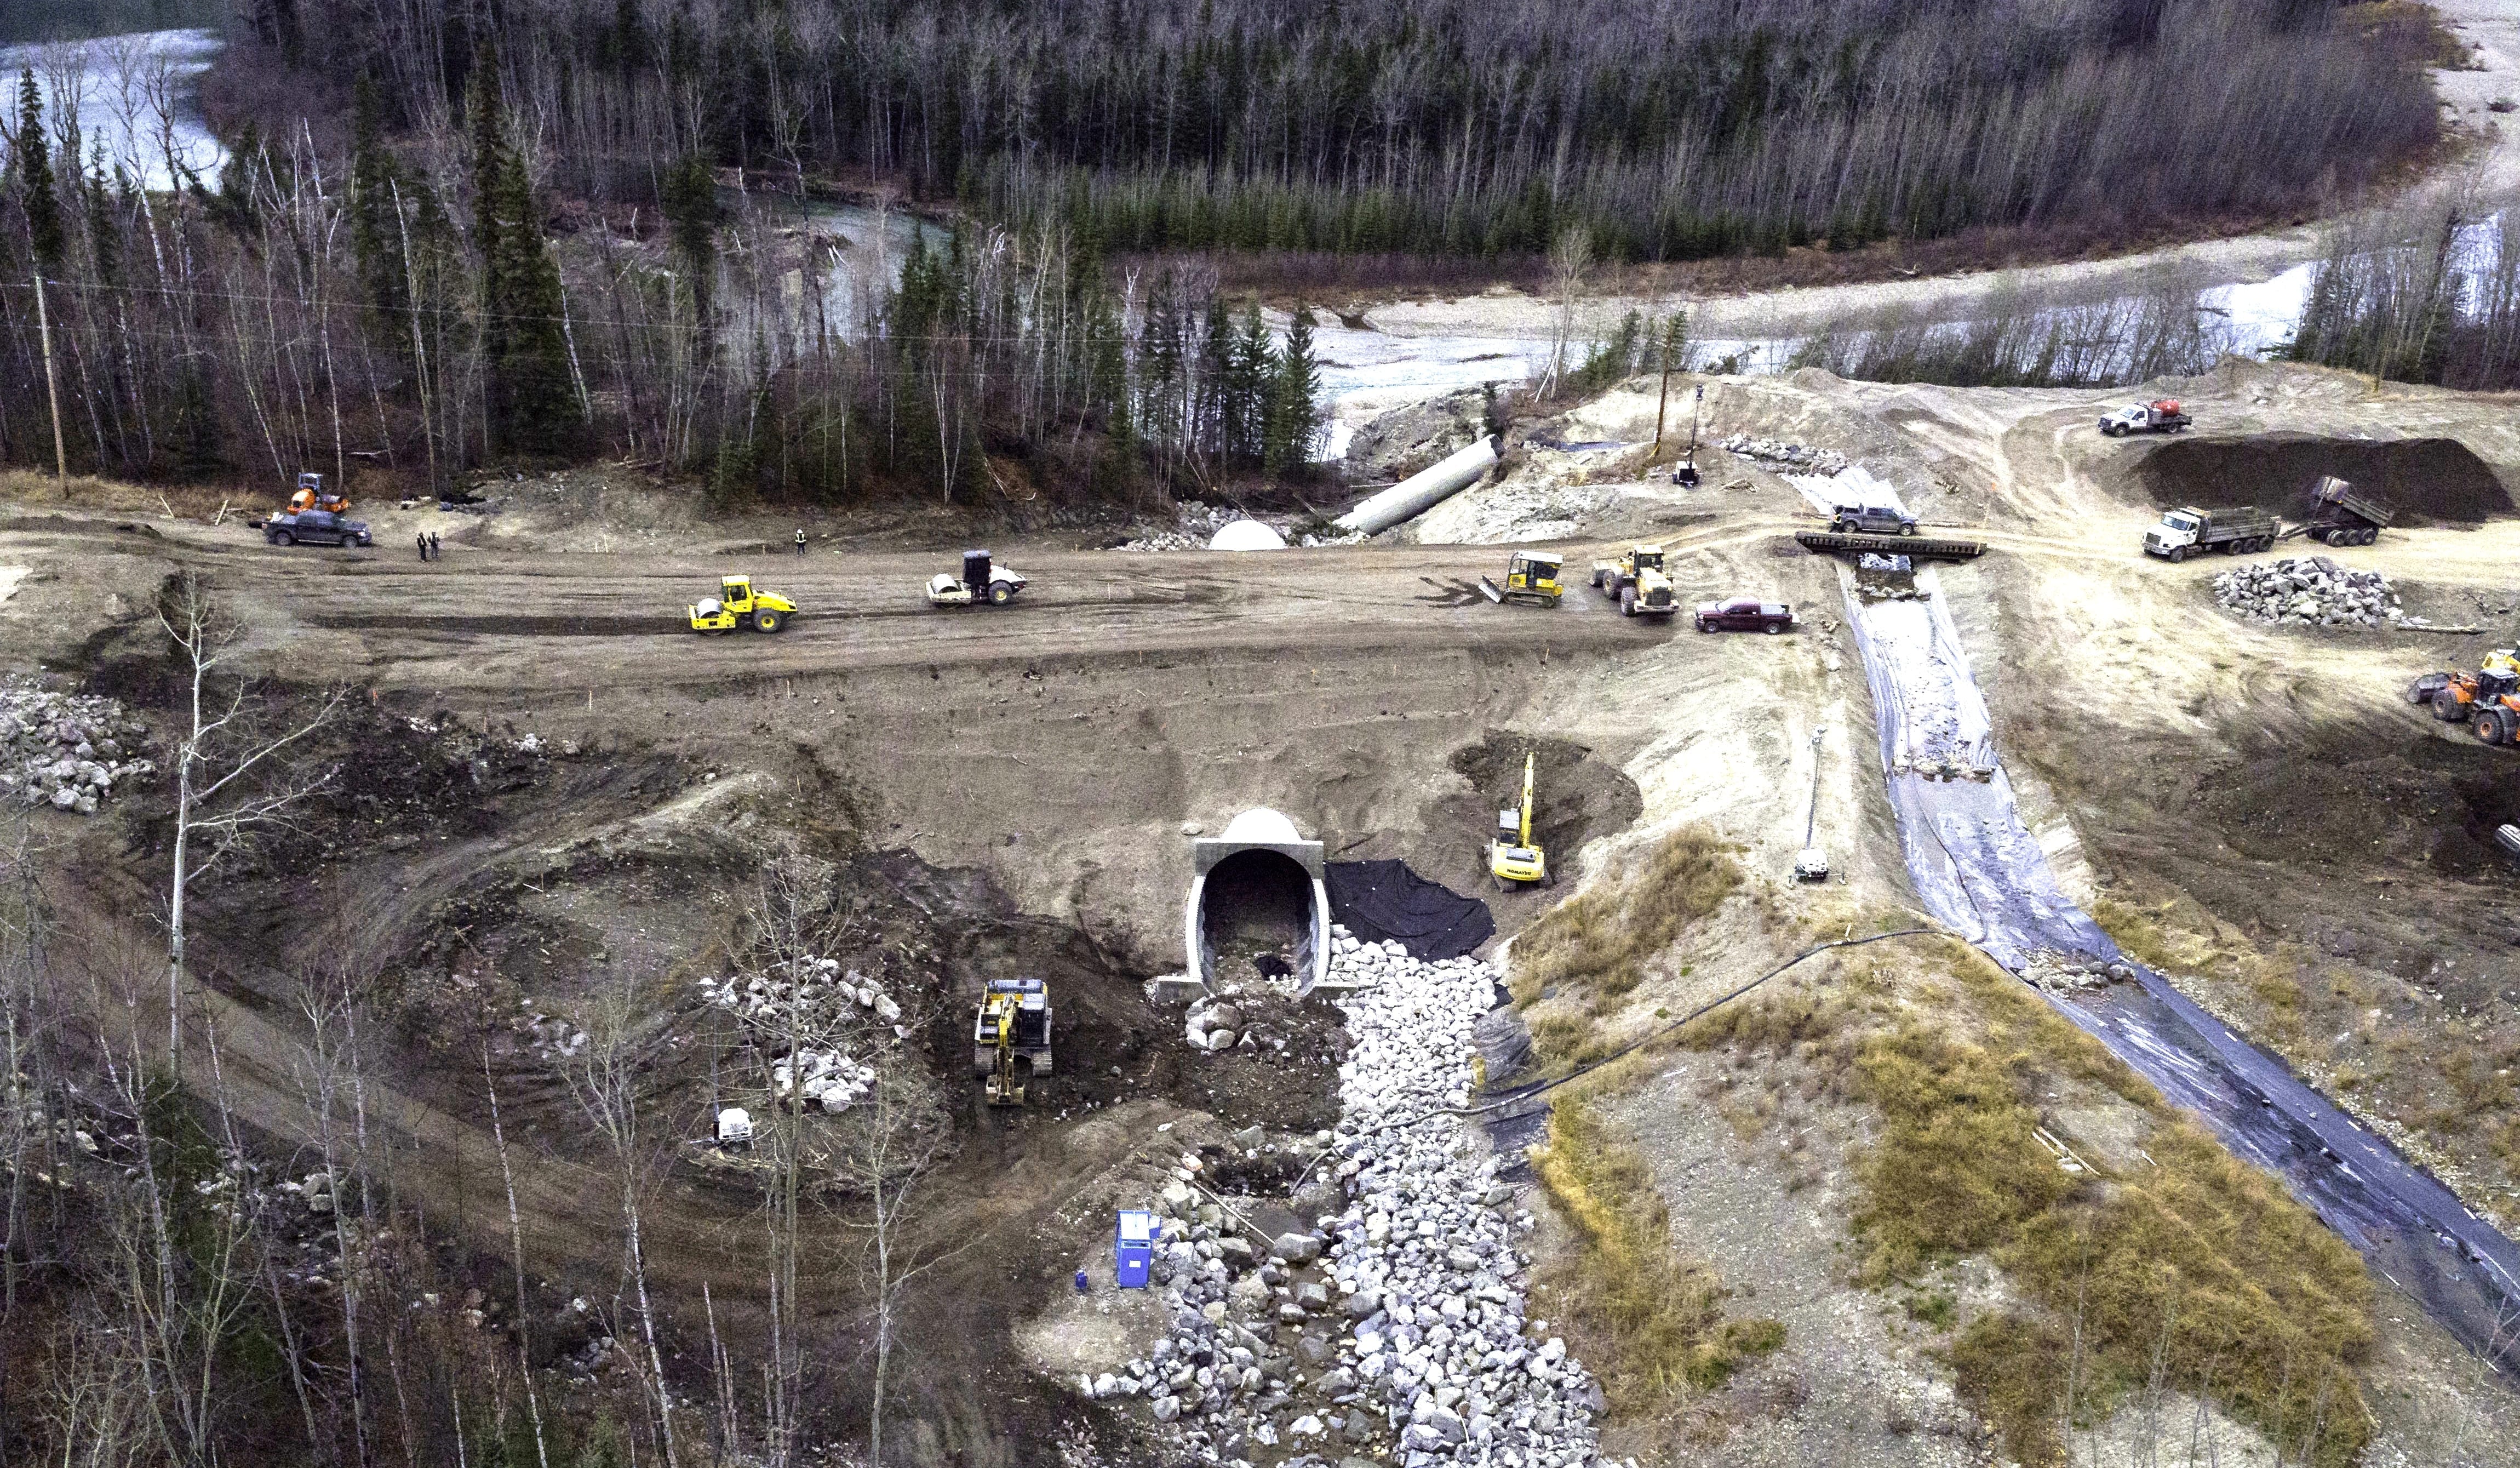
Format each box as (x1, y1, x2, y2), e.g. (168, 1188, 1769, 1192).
(1490, 751, 1549, 888)
(973, 978, 1053, 1106)
(1480, 551, 1563, 607)
(287, 471, 347, 515)
(927, 549, 1027, 608)
(687, 574, 796, 633)
(2100, 400, 2190, 436)
(1590, 544, 1677, 618)
(2412, 650, 2520, 748)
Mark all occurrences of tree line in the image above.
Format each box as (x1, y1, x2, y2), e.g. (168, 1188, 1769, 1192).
(281, 0, 2436, 264)
(2285, 202, 2520, 391)
(0, 45, 1323, 500)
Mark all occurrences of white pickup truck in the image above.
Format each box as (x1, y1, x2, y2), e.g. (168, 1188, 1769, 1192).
(2100, 399, 2191, 436)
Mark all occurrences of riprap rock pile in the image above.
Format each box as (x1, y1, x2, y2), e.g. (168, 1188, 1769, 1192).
(695, 957, 904, 1112)
(1106, 949, 1611, 1467)
(2213, 556, 2400, 628)
(1717, 435, 1848, 477)
(0, 681, 154, 814)
(1324, 952, 1607, 1466)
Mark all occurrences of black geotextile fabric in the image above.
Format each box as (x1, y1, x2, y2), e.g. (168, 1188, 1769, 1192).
(1325, 860, 1494, 960)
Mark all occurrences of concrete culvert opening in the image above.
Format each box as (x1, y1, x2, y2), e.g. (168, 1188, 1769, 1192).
(1201, 850, 1315, 975)
(1187, 809, 1330, 994)
(2132, 436, 2513, 525)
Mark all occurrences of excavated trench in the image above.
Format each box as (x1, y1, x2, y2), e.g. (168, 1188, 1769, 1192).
(2130, 435, 2514, 524)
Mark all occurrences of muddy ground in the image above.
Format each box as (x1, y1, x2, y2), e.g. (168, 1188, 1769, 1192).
(8, 356, 2520, 1463)
(4, 502, 1863, 1462)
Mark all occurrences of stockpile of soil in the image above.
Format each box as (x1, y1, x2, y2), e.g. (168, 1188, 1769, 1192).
(1446, 732, 1643, 869)
(2129, 436, 2513, 525)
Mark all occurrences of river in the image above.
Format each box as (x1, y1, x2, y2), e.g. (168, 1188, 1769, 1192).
(0, 25, 224, 191)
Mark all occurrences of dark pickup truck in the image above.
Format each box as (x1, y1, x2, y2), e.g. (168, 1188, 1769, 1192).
(1695, 596, 1795, 633)
(263, 509, 373, 547)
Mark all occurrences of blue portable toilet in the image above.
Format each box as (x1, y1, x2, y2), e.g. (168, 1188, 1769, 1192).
(1115, 1209, 1157, 1289)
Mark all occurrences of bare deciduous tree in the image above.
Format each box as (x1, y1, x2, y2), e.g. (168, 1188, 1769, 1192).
(157, 571, 345, 1067)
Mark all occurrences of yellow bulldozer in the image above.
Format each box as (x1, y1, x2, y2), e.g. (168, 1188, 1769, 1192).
(687, 574, 797, 633)
(1489, 751, 1550, 888)
(1479, 551, 1563, 608)
(2412, 649, 2520, 747)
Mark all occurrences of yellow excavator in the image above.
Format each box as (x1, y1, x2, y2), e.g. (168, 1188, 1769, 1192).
(1490, 752, 1549, 888)
(973, 978, 1053, 1106)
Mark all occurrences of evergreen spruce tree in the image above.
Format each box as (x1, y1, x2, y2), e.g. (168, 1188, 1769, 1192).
(214, 120, 262, 232)
(1264, 305, 1323, 478)
(659, 152, 720, 335)
(172, 363, 225, 479)
(468, 45, 581, 455)
(348, 77, 407, 321)
(1227, 304, 1274, 467)
(16, 68, 61, 270)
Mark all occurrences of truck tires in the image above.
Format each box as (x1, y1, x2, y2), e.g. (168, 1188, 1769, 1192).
(753, 609, 783, 632)
(2102, 421, 2124, 437)
(2166, 545, 2188, 563)
(2478, 708, 2517, 746)
(1620, 587, 1637, 617)
(2433, 689, 2470, 722)
(988, 581, 1014, 606)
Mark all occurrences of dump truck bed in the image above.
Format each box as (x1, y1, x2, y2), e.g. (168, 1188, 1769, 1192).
(2311, 476, 2396, 529)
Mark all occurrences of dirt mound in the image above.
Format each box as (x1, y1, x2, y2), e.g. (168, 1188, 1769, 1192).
(1447, 731, 1643, 867)
(2128, 436, 2512, 525)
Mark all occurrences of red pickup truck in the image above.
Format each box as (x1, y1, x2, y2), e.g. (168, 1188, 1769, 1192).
(1695, 597, 1794, 633)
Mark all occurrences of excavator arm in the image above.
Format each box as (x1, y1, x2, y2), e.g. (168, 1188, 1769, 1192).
(1517, 752, 1536, 847)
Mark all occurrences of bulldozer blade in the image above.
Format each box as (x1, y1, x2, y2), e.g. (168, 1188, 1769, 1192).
(1478, 576, 1504, 604)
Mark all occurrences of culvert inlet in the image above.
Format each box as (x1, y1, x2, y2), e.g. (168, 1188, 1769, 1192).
(1185, 808, 1330, 996)
(2132, 435, 2513, 525)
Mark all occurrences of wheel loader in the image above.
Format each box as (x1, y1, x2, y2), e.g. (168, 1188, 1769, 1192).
(2409, 650, 2520, 747)
(1489, 752, 1550, 888)
(1590, 544, 1677, 618)
(973, 977, 1053, 1106)
(1479, 551, 1563, 607)
(687, 574, 797, 633)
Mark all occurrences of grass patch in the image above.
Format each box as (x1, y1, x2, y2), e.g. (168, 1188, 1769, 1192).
(1530, 1097, 1784, 1414)
(1686, 951, 2374, 1466)
(1849, 1022, 2083, 1282)
(1511, 826, 1742, 1007)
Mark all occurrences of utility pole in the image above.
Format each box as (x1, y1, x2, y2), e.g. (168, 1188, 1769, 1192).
(34, 272, 66, 481)
(1803, 727, 1826, 849)
(1652, 340, 1673, 458)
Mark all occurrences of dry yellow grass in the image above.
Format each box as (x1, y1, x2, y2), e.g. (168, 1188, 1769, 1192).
(1683, 944, 2374, 1467)
(1510, 826, 1742, 1009)
(1530, 1096, 1784, 1415)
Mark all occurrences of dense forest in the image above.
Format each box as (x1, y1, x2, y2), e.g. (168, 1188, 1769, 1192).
(273, 0, 2441, 260)
(0, 0, 2460, 498)
(0, 46, 1326, 502)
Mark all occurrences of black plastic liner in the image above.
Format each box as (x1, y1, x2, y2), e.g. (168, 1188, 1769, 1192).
(1325, 859, 1494, 960)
